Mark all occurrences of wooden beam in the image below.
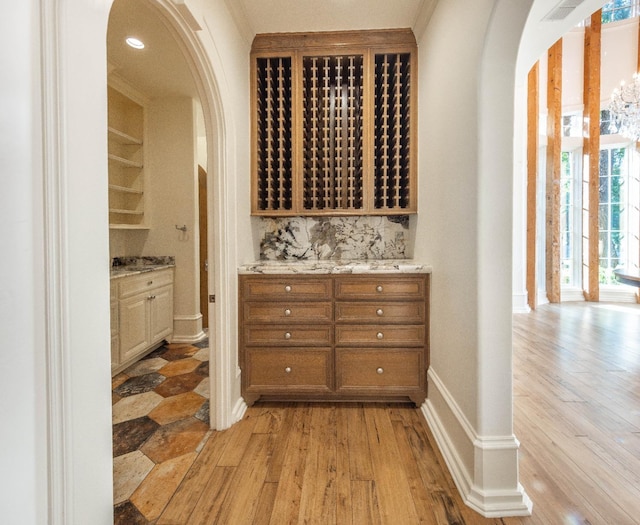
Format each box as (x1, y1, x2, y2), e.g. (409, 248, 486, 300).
(527, 62, 539, 310)
(583, 11, 601, 302)
(546, 39, 562, 303)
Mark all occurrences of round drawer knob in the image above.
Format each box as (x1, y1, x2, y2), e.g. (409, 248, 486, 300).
(147, 281, 153, 285)
(284, 332, 291, 339)
(376, 367, 384, 374)
(376, 285, 383, 293)
(376, 308, 384, 316)
(376, 332, 384, 340)
(284, 308, 291, 316)
(284, 285, 292, 292)
(285, 367, 292, 374)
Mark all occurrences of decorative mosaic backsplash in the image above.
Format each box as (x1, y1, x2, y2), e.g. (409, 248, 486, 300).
(259, 216, 409, 261)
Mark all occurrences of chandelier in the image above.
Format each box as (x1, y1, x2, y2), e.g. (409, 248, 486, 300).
(609, 73, 640, 141)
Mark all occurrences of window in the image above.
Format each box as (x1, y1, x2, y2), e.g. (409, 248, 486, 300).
(599, 146, 627, 284)
(601, 0, 638, 23)
(600, 109, 614, 135)
(562, 113, 582, 137)
(561, 151, 582, 286)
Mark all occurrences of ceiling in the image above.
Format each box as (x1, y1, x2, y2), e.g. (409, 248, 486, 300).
(227, 0, 433, 36)
(107, 0, 197, 99)
(106, 0, 435, 100)
(107, 0, 601, 102)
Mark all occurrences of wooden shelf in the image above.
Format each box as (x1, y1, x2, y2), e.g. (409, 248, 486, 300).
(109, 208, 144, 215)
(108, 126, 142, 145)
(109, 184, 143, 195)
(109, 224, 150, 230)
(108, 84, 146, 228)
(108, 154, 143, 169)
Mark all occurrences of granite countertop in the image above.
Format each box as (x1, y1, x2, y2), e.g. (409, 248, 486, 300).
(110, 256, 175, 280)
(238, 259, 432, 275)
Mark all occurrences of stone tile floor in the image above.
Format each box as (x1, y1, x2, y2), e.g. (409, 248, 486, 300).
(112, 339, 211, 524)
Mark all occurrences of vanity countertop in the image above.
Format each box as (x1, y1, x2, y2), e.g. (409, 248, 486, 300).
(110, 264, 175, 280)
(238, 259, 432, 275)
(110, 256, 176, 280)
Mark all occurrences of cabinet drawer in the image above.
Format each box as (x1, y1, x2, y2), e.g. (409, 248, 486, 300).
(241, 276, 332, 301)
(335, 301, 424, 323)
(335, 276, 426, 300)
(335, 325, 424, 346)
(336, 348, 423, 390)
(119, 269, 174, 299)
(244, 325, 332, 346)
(243, 301, 332, 324)
(245, 348, 332, 392)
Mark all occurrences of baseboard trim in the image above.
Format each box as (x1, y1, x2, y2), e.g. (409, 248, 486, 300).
(233, 397, 248, 423)
(421, 368, 532, 518)
(170, 331, 208, 344)
(512, 292, 531, 313)
(171, 314, 205, 343)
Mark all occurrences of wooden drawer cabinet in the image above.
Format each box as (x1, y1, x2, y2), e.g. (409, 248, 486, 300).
(239, 272, 429, 406)
(244, 325, 332, 346)
(241, 277, 332, 300)
(243, 302, 332, 324)
(244, 348, 333, 395)
(336, 348, 423, 392)
(334, 276, 426, 299)
(335, 302, 425, 323)
(335, 325, 425, 346)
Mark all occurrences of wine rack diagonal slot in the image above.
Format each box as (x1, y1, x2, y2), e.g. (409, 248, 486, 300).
(256, 56, 293, 211)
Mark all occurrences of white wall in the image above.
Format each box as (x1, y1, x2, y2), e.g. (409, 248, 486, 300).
(0, 1, 48, 522)
(145, 96, 204, 341)
(0, 0, 251, 522)
(602, 17, 639, 100)
(415, 0, 605, 515)
(184, 0, 252, 414)
(5, 0, 617, 521)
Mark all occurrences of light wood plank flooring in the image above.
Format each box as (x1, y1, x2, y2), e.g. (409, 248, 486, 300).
(151, 302, 640, 524)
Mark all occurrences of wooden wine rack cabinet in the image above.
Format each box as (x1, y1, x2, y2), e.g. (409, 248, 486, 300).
(251, 29, 417, 216)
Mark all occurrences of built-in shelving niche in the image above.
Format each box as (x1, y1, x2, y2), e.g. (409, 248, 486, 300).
(251, 29, 417, 217)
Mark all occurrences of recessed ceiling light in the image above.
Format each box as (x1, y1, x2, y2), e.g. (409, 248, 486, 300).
(125, 37, 145, 50)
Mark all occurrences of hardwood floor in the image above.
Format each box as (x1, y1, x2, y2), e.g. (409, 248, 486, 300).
(149, 302, 640, 524)
(510, 302, 640, 525)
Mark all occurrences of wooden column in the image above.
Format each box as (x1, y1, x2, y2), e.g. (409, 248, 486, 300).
(527, 62, 539, 310)
(583, 11, 601, 302)
(546, 39, 562, 303)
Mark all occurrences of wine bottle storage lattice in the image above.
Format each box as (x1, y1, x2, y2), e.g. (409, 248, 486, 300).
(302, 55, 364, 211)
(255, 56, 293, 211)
(251, 30, 417, 216)
(374, 53, 411, 210)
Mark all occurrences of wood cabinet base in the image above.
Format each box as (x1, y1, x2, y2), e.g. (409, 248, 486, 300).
(239, 273, 429, 407)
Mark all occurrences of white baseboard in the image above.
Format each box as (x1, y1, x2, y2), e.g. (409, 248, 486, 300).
(171, 314, 206, 343)
(232, 397, 248, 423)
(421, 368, 532, 518)
(537, 290, 549, 306)
(512, 292, 531, 313)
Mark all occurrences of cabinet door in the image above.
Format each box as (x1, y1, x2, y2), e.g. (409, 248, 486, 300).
(119, 293, 150, 363)
(149, 284, 173, 344)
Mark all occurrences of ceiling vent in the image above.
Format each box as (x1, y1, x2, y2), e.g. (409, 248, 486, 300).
(542, 0, 585, 21)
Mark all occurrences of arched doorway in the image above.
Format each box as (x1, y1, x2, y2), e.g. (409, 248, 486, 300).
(40, 0, 243, 521)
(37, 0, 613, 522)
